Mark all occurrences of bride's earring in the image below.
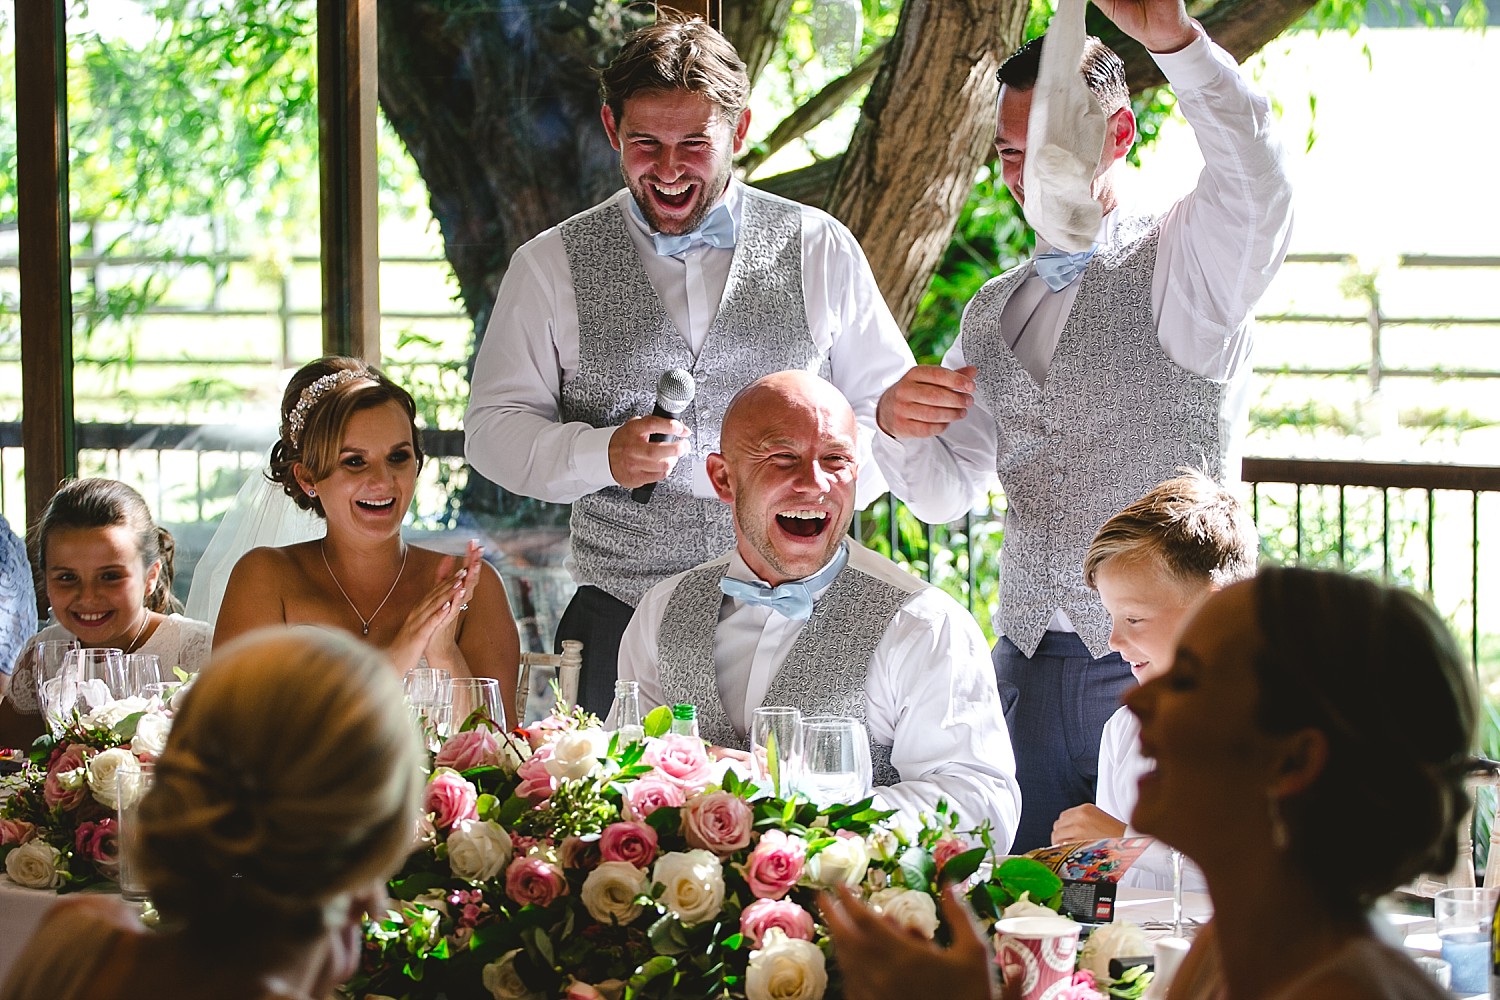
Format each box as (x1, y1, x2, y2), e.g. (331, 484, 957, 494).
(306, 488, 317, 497)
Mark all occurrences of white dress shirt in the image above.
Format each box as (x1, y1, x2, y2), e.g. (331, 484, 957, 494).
(872, 31, 1294, 530)
(1097, 705, 1206, 892)
(618, 542, 1023, 847)
(465, 178, 915, 509)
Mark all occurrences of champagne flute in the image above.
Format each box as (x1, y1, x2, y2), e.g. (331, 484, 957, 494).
(34, 639, 80, 733)
(750, 706, 802, 798)
(403, 667, 452, 744)
(799, 716, 870, 807)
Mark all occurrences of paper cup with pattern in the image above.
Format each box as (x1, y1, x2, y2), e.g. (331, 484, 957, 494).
(994, 915, 1082, 1000)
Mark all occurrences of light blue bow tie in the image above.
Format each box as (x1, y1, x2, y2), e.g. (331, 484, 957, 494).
(1034, 245, 1098, 292)
(630, 198, 736, 256)
(719, 543, 849, 621)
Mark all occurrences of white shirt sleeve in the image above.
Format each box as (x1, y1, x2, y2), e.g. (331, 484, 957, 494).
(464, 232, 619, 502)
(866, 587, 1022, 850)
(804, 213, 918, 507)
(869, 335, 1001, 524)
(1095, 706, 1146, 825)
(1149, 30, 1295, 382)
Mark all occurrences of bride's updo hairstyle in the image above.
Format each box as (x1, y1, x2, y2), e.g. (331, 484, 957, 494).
(1251, 566, 1475, 909)
(268, 356, 424, 517)
(136, 628, 422, 945)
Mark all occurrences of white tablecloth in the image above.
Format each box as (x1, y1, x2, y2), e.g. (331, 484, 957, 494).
(0, 876, 64, 984)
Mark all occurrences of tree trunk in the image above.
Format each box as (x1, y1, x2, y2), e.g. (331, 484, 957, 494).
(1104, 0, 1318, 91)
(827, 0, 1028, 330)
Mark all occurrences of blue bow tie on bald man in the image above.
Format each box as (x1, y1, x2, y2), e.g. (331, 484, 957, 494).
(718, 544, 850, 621)
(631, 198, 737, 257)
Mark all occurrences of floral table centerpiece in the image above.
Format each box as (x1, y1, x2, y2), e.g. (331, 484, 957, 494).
(352, 704, 1077, 1000)
(0, 688, 182, 891)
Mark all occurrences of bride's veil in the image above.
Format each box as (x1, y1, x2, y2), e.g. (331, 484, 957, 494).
(185, 452, 325, 625)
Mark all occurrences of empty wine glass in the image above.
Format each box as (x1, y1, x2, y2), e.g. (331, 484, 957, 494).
(449, 677, 502, 731)
(751, 706, 802, 798)
(33, 639, 80, 733)
(67, 648, 126, 710)
(799, 715, 871, 807)
(123, 653, 162, 697)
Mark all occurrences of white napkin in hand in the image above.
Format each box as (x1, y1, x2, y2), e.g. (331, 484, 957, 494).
(1021, 0, 1106, 253)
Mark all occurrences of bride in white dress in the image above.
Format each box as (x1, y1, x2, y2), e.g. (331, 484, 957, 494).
(211, 357, 519, 717)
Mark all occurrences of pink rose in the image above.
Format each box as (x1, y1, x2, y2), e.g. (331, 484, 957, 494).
(505, 856, 569, 908)
(681, 791, 753, 856)
(740, 898, 816, 948)
(933, 837, 966, 872)
(598, 821, 659, 869)
(43, 744, 90, 811)
(0, 819, 36, 845)
(423, 769, 479, 830)
(436, 728, 503, 771)
(1059, 970, 1107, 1000)
(74, 818, 120, 876)
(742, 830, 806, 900)
(560, 835, 602, 871)
(566, 981, 624, 1000)
(515, 748, 557, 802)
(642, 734, 714, 792)
(621, 775, 686, 822)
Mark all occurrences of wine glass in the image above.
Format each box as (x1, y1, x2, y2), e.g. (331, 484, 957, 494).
(67, 648, 126, 710)
(798, 715, 871, 807)
(449, 677, 502, 731)
(750, 706, 802, 798)
(403, 667, 452, 744)
(123, 653, 162, 697)
(33, 639, 80, 733)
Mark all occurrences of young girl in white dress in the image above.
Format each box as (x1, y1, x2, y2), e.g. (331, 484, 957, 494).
(0, 478, 212, 747)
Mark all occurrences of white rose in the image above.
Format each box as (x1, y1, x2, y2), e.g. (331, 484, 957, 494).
(868, 887, 940, 938)
(1077, 919, 1150, 979)
(130, 712, 172, 756)
(581, 860, 651, 925)
(447, 820, 514, 882)
(1001, 890, 1057, 919)
(80, 696, 150, 731)
(86, 747, 141, 810)
(652, 849, 726, 927)
(5, 840, 64, 889)
(803, 836, 869, 889)
(746, 928, 828, 1000)
(482, 948, 544, 1000)
(544, 727, 610, 781)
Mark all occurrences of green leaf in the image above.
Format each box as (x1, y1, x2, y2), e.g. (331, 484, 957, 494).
(629, 954, 678, 993)
(643, 705, 673, 738)
(766, 729, 781, 798)
(647, 914, 692, 956)
(941, 846, 987, 885)
(996, 856, 1063, 904)
(109, 712, 145, 741)
(897, 845, 936, 890)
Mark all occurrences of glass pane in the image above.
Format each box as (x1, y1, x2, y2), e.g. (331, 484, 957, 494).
(0, 2, 20, 525)
(61, 0, 321, 603)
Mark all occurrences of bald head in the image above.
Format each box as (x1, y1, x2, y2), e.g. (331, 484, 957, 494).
(721, 371, 858, 456)
(709, 371, 859, 586)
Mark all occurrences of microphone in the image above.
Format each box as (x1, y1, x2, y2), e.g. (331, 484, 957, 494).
(631, 368, 696, 504)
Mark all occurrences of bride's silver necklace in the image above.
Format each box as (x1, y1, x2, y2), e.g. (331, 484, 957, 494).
(321, 540, 408, 636)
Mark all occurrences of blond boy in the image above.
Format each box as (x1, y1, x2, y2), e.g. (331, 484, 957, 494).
(1051, 471, 1257, 854)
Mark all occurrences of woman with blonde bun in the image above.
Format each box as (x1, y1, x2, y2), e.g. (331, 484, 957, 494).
(214, 356, 520, 717)
(0, 628, 424, 1000)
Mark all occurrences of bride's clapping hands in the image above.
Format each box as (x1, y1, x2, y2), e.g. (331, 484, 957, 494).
(389, 541, 482, 673)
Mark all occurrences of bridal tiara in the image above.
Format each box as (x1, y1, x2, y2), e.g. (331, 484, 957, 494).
(286, 368, 373, 449)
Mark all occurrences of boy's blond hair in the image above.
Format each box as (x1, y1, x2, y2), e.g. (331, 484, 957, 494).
(1084, 470, 1258, 591)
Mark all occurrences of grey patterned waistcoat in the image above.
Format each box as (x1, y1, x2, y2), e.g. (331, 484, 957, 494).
(654, 555, 914, 787)
(963, 217, 1229, 659)
(558, 189, 827, 606)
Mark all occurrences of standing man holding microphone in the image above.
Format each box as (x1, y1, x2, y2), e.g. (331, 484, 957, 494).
(465, 15, 914, 717)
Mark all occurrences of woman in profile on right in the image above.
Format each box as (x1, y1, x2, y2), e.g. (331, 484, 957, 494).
(825, 565, 1473, 1000)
